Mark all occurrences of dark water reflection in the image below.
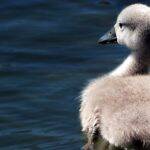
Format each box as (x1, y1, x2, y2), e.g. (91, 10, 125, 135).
(0, 0, 149, 149)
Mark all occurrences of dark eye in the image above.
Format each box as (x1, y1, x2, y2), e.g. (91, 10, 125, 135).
(119, 23, 123, 28)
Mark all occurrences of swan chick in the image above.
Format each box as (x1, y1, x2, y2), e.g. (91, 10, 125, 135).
(80, 3, 150, 149)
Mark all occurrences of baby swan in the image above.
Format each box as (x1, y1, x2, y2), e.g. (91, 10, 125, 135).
(80, 3, 150, 149)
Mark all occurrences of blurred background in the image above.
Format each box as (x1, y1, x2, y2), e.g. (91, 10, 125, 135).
(0, 0, 149, 150)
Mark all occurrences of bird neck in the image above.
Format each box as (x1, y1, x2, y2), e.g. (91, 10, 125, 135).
(109, 52, 149, 77)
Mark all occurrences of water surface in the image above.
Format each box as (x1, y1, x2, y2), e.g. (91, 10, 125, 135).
(0, 0, 149, 149)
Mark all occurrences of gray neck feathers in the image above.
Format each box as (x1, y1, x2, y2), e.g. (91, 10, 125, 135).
(109, 51, 149, 77)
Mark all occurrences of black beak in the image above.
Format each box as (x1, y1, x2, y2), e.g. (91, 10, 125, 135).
(98, 27, 117, 44)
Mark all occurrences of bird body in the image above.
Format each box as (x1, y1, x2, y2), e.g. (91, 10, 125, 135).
(81, 75, 150, 147)
(80, 3, 150, 149)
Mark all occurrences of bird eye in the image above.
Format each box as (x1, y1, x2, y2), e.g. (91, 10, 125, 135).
(119, 23, 123, 29)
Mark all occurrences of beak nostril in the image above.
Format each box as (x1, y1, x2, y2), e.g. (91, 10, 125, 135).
(98, 27, 117, 44)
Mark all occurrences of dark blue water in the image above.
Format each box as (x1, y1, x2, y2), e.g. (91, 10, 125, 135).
(0, 0, 149, 150)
